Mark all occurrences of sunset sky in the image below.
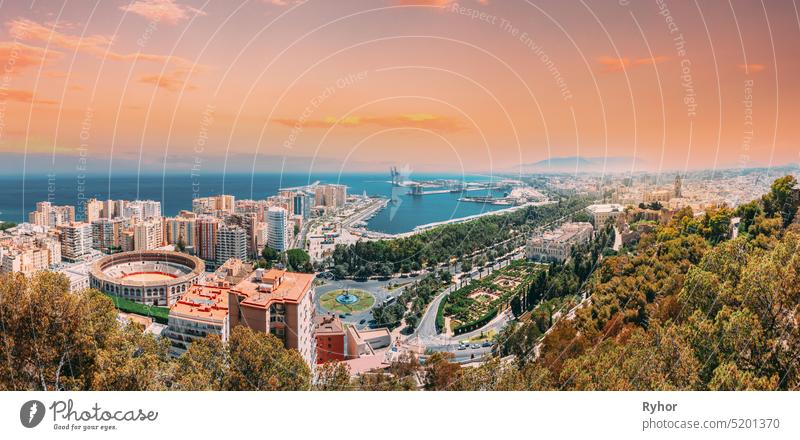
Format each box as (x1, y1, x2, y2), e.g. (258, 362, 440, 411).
(1, 0, 799, 175)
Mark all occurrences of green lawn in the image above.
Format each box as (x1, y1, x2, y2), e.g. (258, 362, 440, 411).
(104, 294, 170, 324)
(319, 289, 376, 314)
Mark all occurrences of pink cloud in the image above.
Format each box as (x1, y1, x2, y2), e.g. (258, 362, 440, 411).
(120, 0, 207, 25)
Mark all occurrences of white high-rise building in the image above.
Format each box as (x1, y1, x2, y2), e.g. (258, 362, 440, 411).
(58, 222, 93, 262)
(267, 207, 287, 252)
(124, 200, 162, 221)
(215, 224, 247, 266)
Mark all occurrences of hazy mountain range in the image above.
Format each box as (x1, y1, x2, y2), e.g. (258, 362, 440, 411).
(518, 156, 646, 173)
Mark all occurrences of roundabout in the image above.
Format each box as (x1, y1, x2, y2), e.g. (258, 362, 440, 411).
(319, 289, 376, 314)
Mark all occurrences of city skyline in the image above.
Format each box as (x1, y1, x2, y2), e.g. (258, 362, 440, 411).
(1, 0, 799, 174)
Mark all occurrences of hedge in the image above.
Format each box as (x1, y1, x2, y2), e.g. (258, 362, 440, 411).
(453, 307, 498, 335)
(104, 294, 170, 324)
(435, 295, 448, 333)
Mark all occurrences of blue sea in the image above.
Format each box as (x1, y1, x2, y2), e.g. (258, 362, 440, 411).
(0, 172, 508, 234)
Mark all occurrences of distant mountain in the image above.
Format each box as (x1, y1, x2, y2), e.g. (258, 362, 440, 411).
(518, 156, 645, 173)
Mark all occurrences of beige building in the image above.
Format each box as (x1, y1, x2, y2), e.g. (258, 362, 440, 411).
(228, 268, 317, 367)
(346, 326, 391, 359)
(28, 202, 75, 227)
(164, 215, 197, 254)
(84, 199, 103, 223)
(91, 217, 128, 252)
(193, 195, 235, 216)
(133, 218, 164, 251)
(526, 222, 594, 262)
(586, 203, 624, 226)
(314, 184, 347, 209)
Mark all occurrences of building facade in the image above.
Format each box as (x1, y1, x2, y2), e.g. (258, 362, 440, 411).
(267, 207, 287, 252)
(215, 224, 247, 266)
(525, 222, 594, 262)
(166, 281, 230, 357)
(58, 222, 93, 262)
(228, 268, 316, 367)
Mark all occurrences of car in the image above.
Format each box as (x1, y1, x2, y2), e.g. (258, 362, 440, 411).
(359, 319, 366, 325)
(457, 344, 467, 350)
(471, 344, 480, 349)
(482, 341, 493, 347)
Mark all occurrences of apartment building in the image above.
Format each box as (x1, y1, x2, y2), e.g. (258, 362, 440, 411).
(28, 202, 75, 227)
(195, 216, 220, 262)
(315, 314, 346, 364)
(193, 195, 235, 216)
(267, 206, 287, 252)
(91, 217, 128, 252)
(166, 280, 230, 357)
(228, 268, 316, 367)
(314, 184, 347, 209)
(215, 224, 247, 266)
(164, 215, 197, 254)
(133, 218, 164, 251)
(58, 222, 93, 262)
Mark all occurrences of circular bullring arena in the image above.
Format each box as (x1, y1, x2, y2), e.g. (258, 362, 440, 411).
(89, 251, 204, 306)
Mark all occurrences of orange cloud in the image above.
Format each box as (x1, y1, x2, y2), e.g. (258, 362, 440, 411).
(7, 18, 111, 52)
(138, 67, 198, 92)
(0, 88, 57, 105)
(6, 18, 198, 67)
(273, 114, 464, 132)
(42, 70, 67, 78)
(120, 0, 207, 26)
(598, 55, 670, 73)
(738, 63, 766, 74)
(0, 42, 62, 75)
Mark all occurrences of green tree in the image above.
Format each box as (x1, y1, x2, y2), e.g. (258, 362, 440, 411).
(225, 326, 311, 391)
(762, 175, 798, 227)
(313, 362, 352, 391)
(172, 335, 227, 391)
(286, 249, 312, 272)
(261, 246, 280, 268)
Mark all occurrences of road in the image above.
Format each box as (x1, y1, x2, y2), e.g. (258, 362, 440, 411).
(411, 254, 523, 343)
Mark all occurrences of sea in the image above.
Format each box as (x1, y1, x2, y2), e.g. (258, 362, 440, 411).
(0, 172, 509, 234)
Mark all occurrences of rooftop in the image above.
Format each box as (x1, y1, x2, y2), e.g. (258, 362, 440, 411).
(315, 314, 344, 335)
(231, 268, 314, 308)
(169, 281, 230, 322)
(586, 203, 624, 213)
(539, 222, 593, 243)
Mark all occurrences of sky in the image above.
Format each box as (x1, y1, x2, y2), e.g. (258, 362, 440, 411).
(0, 0, 799, 176)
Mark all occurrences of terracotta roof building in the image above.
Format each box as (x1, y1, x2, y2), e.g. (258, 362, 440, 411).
(166, 279, 230, 357)
(229, 268, 316, 367)
(314, 314, 345, 364)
